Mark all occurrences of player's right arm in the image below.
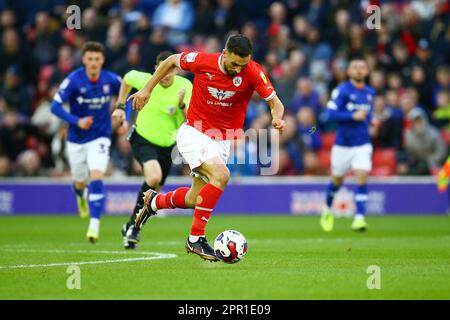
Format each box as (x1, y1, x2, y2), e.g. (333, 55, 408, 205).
(113, 70, 153, 126)
(128, 54, 181, 110)
(50, 75, 93, 130)
(326, 86, 367, 122)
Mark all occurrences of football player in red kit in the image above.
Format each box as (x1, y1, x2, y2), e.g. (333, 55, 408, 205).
(128, 35, 286, 261)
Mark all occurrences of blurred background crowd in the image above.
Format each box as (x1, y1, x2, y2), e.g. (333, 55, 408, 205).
(0, 0, 449, 178)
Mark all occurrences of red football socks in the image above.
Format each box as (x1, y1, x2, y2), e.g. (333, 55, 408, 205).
(190, 183, 223, 236)
(155, 187, 190, 209)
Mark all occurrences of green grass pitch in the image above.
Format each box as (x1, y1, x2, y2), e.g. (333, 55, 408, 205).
(0, 215, 449, 299)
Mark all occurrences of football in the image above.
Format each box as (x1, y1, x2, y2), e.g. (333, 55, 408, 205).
(214, 230, 248, 263)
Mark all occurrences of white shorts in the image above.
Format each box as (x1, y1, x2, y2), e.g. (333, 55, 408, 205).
(331, 144, 373, 177)
(176, 123, 231, 171)
(66, 137, 111, 181)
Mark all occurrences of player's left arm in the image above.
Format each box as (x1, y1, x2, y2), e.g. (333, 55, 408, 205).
(267, 94, 286, 133)
(251, 64, 285, 133)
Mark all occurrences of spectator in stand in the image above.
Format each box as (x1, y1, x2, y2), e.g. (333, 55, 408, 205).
(404, 108, 447, 175)
(371, 95, 404, 150)
(328, 57, 348, 91)
(31, 85, 61, 137)
(28, 11, 62, 67)
(0, 155, 12, 177)
(0, 9, 17, 35)
(0, 28, 36, 84)
(214, 0, 246, 37)
(108, 0, 145, 39)
(241, 21, 264, 62)
(386, 72, 404, 92)
(291, 78, 322, 118)
(152, 0, 194, 47)
(369, 69, 387, 95)
(410, 65, 433, 113)
(433, 66, 450, 108)
(386, 41, 412, 84)
(104, 21, 127, 70)
(399, 91, 420, 130)
(82, 7, 108, 44)
(0, 109, 48, 164)
(193, 0, 216, 37)
(296, 106, 322, 152)
(1, 65, 32, 117)
(141, 27, 174, 72)
(433, 90, 450, 130)
(16, 149, 43, 177)
(279, 114, 302, 174)
(48, 45, 76, 88)
(412, 39, 437, 83)
(111, 42, 144, 76)
(302, 24, 332, 63)
(267, 2, 287, 38)
(274, 51, 303, 110)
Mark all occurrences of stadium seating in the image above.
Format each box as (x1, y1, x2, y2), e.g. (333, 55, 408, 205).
(371, 148, 397, 176)
(321, 132, 335, 151)
(318, 149, 331, 174)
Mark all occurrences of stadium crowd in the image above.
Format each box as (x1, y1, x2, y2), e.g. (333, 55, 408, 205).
(0, 0, 449, 178)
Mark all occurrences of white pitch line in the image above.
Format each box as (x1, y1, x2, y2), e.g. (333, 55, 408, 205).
(0, 248, 177, 269)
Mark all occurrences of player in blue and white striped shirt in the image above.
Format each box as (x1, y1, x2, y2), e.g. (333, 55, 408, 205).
(321, 58, 376, 232)
(51, 42, 121, 243)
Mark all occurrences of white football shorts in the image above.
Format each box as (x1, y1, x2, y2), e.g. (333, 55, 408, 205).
(176, 123, 231, 171)
(331, 143, 373, 177)
(66, 137, 111, 181)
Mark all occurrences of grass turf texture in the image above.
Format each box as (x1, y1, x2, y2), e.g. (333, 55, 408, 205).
(0, 215, 449, 299)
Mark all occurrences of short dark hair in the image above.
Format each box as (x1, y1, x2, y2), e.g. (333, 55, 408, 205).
(81, 41, 105, 56)
(156, 51, 173, 65)
(225, 35, 252, 58)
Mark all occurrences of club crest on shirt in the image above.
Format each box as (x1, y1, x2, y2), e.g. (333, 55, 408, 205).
(259, 71, 268, 85)
(233, 76, 242, 87)
(103, 84, 110, 94)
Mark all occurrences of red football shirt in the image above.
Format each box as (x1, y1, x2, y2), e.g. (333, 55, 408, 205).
(178, 51, 276, 140)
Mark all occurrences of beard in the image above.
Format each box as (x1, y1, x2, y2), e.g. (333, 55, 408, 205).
(225, 68, 237, 76)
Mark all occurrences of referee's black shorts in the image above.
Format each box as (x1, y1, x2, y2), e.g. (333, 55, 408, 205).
(129, 131, 174, 186)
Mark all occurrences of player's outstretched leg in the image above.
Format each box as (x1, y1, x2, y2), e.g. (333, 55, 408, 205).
(73, 183, 89, 219)
(352, 184, 369, 232)
(86, 179, 105, 243)
(134, 186, 190, 231)
(320, 180, 341, 232)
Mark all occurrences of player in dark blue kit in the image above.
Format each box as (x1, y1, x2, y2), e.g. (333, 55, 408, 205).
(51, 42, 121, 243)
(320, 58, 376, 232)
